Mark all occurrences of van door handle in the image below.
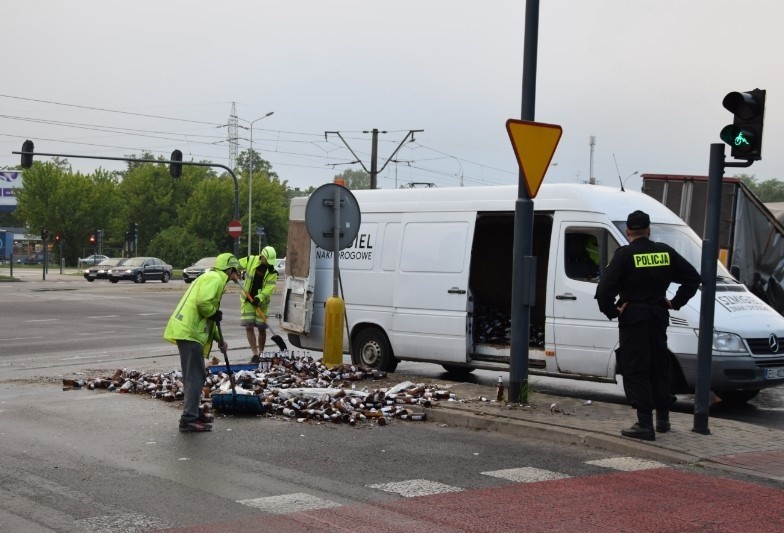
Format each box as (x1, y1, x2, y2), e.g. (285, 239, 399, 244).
(556, 293, 577, 300)
(448, 287, 466, 294)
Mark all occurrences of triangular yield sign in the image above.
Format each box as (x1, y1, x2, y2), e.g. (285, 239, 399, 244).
(506, 119, 563, 198)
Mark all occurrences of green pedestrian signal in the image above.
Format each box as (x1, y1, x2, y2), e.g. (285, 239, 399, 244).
(720, 89, 765, 160)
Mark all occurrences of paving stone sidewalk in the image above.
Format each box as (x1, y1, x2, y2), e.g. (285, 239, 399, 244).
(388, 372, 784, 484)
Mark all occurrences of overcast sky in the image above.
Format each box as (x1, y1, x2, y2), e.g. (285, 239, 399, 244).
(3, 0, 783, 193)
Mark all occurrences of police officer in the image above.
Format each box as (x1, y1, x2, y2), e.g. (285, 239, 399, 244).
(595, 210, 700, 441)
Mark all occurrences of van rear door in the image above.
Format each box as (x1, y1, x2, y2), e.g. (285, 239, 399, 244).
(391, 213, 474, 361)
(551, 216, 622, 379)
(281, 219, 317, 334)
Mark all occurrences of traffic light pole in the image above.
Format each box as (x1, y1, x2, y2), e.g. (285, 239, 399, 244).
(14, 148, 242, 256)
(693, 144, 753, 435)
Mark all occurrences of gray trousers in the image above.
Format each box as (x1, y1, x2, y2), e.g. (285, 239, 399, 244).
(177, 340, 207, 424)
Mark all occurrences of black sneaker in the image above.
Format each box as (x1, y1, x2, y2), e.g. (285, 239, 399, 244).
(621, 423, 655, 441)
(250, 354, 260, 364)
(198, 410, 214, 424)
(179, 421, 212, 432)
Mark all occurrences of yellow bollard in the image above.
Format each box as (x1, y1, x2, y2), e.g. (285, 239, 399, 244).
(322, 296, 345, 368)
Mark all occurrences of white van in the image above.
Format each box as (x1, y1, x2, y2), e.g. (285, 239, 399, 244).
(281, 184, 784, 404)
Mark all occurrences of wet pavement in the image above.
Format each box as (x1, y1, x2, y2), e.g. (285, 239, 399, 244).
(6, 268, 784, 485)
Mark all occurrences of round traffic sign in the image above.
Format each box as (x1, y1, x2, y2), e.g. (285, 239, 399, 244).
(227, 220, 242, 238)
(305, 183, 361, 251)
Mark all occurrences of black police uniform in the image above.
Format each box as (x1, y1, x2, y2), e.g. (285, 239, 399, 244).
(595, 211, 700, 440)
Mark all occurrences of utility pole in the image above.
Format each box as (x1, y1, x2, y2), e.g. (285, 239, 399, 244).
(589, 135, 596, 184)
(326, 129, 423, 189)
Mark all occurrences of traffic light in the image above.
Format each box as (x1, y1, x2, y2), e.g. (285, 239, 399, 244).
(89, 233, 96, 245)
(21, 140, 34, 168)
(720, 89, 766, 160)
(96, 229, 104, 246)
(55, 234, 61, 244)
(170, 149, 183, 178)
(128, 222, 138, 240)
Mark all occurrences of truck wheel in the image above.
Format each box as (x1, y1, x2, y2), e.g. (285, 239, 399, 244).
(714, 389, 760, 405)
(161, 271, 170, 283)
(352, 328, 397, 372)
(441, 364, 475, 376)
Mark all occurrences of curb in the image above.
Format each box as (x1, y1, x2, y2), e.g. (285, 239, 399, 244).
(428, 406, 706, 466)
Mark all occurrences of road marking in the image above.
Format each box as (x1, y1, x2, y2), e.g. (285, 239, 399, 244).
(236, 493, 341, 514)
(86, 315, 120, 319)
(0, 336, 44, 341)
(368, 479, 463, 498)
(25, 319, 59, 323)
(481, 467, 570, 483)
(586, 457, 666, 471)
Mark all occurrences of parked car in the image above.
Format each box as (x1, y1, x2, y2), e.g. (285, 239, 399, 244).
(182, 256, 216, 283)
(79, 254, 109, 267)
(83, 258, 126, 282)
(20, 251, 57, 265)
(108, 257, 173, 283)
(276, 257, 286, 277)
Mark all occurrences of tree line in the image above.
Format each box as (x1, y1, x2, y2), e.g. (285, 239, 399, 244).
(4, 150, 306, 268)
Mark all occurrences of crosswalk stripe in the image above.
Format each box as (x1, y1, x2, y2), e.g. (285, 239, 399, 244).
(236, 493, 341, 514)
(585, 457, 666, 471)
(368, 479, 463, 498)
(481, 467, 571, 482)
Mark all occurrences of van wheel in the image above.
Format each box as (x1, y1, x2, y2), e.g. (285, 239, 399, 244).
(352, 328, 398, 372)
(441, 364, 475, 376)
(714, 390, 760, 405)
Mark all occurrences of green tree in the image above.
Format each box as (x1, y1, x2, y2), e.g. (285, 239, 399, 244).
(334, 168, 370, 190)
(737, 174, 784, 202)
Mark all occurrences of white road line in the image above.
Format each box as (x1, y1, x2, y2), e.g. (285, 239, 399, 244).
(236, 493, 341, 514)
(0, 336, 44, 341)
(481, 467, 570, 483)
(25, 319, 59, 323)
(368, 479, 463, 498)
(86, 315, 121, 319)
(586, 457, 666, 471)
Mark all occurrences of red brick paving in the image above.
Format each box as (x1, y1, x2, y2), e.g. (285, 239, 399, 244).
(163, 468, 784, 532)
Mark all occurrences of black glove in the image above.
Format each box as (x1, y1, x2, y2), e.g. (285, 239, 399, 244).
(252, 296, 261, 308)
(209, 310, 223, 323)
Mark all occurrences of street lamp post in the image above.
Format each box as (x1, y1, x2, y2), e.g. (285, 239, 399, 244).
(240, 111, 274, 257)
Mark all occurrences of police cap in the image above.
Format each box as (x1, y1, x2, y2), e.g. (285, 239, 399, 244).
(626, 210, 650, 230)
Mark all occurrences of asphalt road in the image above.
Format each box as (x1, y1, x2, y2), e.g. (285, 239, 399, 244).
(0, 274, 782, 531)
(1, 274, 783, 430)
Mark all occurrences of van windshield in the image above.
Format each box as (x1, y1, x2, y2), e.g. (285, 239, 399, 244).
(613, 222, 734, 281)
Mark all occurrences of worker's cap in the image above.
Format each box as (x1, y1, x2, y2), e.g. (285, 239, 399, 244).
(260, 245, 277, 266)
(214, 253, 240, 271)
(626, 210, 650, 230)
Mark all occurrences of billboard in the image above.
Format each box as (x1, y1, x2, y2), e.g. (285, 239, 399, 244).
(0, 171, 22, 212)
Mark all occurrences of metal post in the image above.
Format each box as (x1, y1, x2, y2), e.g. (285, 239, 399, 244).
(370, 128, 379, 190)
(244, 112, 274, 258)
(332, 186, 341, 297)
(508, 0, 539, 404)
(693, 143, 725, 434)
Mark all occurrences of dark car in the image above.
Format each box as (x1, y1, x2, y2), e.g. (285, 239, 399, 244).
(182, 256, 217, 283)
(83, 258, 126, 282)
(108, 256, 173, 284)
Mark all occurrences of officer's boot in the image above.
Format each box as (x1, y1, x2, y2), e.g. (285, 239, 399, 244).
(621, 410, 655, 441)
(656, 410, 671, 433)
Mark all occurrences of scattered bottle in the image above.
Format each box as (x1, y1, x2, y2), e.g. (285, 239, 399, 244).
(496, 375, 505, 402)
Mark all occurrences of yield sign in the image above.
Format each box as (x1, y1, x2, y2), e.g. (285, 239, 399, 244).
(227, 219, 242, 238)
(506, 119, 563, 198)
